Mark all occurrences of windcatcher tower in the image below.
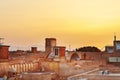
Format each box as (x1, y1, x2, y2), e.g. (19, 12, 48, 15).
(45, 38, 56, 54)
(31, 47, 37, 53)
(0, 38, 9, 59)
(113, 34, 120, 52)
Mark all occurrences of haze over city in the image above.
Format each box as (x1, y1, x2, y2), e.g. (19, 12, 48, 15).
(0, 0, 120, 50)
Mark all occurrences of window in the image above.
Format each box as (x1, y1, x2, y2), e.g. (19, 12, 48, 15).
(55, 48, 59, 56)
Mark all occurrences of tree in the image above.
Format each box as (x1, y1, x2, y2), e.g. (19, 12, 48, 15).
(76, 46, 101, 52)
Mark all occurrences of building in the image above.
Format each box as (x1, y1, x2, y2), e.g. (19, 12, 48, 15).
(105, 46, 114, 53)
(53, 46, 66, 61)
(1, 37, 120, 79)
(0, 45, 9, 59)
(45, 38, 56, 54)
(105, 35, 120, 53)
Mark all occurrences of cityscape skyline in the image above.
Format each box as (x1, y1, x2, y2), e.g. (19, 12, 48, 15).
(0, 0, 120, 51)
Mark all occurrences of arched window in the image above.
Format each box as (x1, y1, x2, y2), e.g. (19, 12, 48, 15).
(70, 53, 80, 61)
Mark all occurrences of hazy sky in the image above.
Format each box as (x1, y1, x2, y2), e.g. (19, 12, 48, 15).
(0, 0, 120, 51)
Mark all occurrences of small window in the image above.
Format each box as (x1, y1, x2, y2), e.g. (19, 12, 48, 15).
(55, 48, 59, 56)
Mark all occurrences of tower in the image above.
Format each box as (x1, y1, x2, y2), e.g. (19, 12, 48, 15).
(31, 47, 37, 53)
(114, 33, 116, 41)
(0, 45, 9, 59)
(113, 34, 120, 52)
(0, 38, 9, 59)
(45, 38, 56, 54)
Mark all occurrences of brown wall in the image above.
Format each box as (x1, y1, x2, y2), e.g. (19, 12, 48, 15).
(0, 45, 9, 59)
(59, 47, 66, 57)
(31, 47, 37, 53)
(0, 62, 9, 77)
(41, 61, 59, 74)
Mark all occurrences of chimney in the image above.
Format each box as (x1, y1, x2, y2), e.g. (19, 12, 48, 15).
(31, 47, 37, 53)
(0, 45, 9, 59)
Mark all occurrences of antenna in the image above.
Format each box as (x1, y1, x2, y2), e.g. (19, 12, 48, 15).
(114, 32, 116, 41)
(0, 38, 4, 45)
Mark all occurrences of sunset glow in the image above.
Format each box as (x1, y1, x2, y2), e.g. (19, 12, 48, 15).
(0, 0, 120, 50)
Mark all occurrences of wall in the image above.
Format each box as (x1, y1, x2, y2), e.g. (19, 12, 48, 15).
(41, 61, 59, 74)
(0, 62, 9, 77)
(0, 46, 9, 59)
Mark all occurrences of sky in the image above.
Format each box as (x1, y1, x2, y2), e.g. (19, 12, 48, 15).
(0, 0, 120, 51)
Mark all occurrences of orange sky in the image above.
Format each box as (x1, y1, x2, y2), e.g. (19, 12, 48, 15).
(0, 0, 120, 51)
